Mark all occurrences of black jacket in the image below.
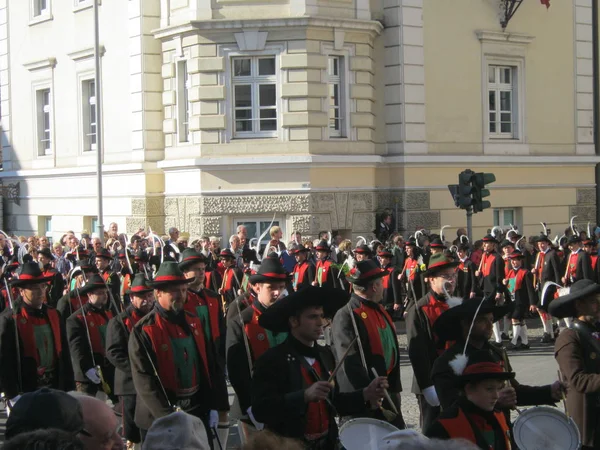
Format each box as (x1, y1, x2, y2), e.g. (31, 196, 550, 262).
(252, 336, 367, 445)
(0, 302, 73, 397)
(456, 259, 477, 300)
(479, 251, 504, 296)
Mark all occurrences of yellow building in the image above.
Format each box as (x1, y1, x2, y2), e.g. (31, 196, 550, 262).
(0, 0, 598, 244)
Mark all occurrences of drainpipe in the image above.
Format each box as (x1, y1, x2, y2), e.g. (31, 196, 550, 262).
(593, 0, 600, 224)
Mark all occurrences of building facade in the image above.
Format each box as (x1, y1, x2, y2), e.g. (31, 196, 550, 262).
(0, 0, 598, 243)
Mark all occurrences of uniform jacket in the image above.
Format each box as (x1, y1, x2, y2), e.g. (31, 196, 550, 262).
(432, 340, 554, 412)
(128, 305, 220, 430)
(100, 269, 122, 313)
(457, 258, 478, 301)
(105, 306, 146, 396)
(0, 302, 73, 397)
(252, 336, 367, 445)
(43, 267, 65, 308)
(291, 260, 316, 291)
(331, 294, 402, 415)
(565, 250, 594, 284)
(479, 251, 504, 296)
(505, 268, 536, 310)
(555, 321, 600, 448)
(534, 248, 563, 302)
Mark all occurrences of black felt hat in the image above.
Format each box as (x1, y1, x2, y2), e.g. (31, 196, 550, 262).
(94, 248, 112, 260)
(423, 253, 459, 277)
(126, 273, 153, 296)
(258, 286, 349, 332)
(548, 279, 600, 319)
(456, 351, 515, 385)
(149, 261, 194, 289)
(10, 262, 54, 287)
(535, 234, 552, 244)
(76, 274, 108, 296)
(249, 258, 290, 284)
(178, 248, 206, 271)
(429, 238, 446, 249)
(346, 260, 388, 286)
(315, 240, 331, 252)
(354, 244, 372, 255)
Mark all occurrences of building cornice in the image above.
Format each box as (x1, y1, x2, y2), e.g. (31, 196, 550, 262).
(153, 16, 384, 40)
(0, 162, 161, 179)
(23, 57, 57, 71)
(475, 30, 535, 45)
(67, 45, 106, 62)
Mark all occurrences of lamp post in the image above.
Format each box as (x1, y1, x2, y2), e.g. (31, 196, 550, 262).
(94, 0, 104, 244)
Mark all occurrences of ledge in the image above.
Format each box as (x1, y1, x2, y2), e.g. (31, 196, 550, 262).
(476, 30, 535, 45)
(154, 16, 384, 40)
(68, 45, 106, 62)
(23, 57, 57, 71)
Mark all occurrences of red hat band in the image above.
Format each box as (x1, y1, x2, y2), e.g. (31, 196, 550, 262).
(463, 362, 504, 376)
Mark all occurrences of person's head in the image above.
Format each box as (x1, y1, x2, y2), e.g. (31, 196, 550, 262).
(151, 262, 190, 313)
(220, 253, 235, 268)
(352, 278, 384, 303)
(270, 226, 283, 240)
(383, 213, 392, 225)
(39, 236, 50, 249)
(501, 243, 514, 257)
(405, 242, 416, 257)
(13, 263, 52, 308)
(53, 242, 64, 256)
(294, 248, 308, 263)
(509, 254, 523, 270)
(575, 294, 600, 320)
(229, 234, 240, 251)
(209, 236, 220, 251)
(316, 249, 328, 260)
(537, 238, 550, 252)
(128, 275, 155, 314)
(91, 238, 102, 252)
(290, 305, 325, 343)
(460, 312, 494, 342)
(304, 240, 314, 250)
(464, 378, 505, 412)
(426, 254, 458, 296)
(236, 225, 247, 239)
(38, 249, 53, 268)
(255, 281, 287, 307)
(3, 428, 85, 450)
(73, 393, 123, 450)
(87, 287, 108, 309)
(142, 411, 209, 450)
(568, 240, 581, 252)
(482, 240, 495, 253)
(167, 227, 179, 241)
(95, 256, 110, 271)
(183, 261, 205, 290)
(456, 245, 469, 260)
(109, 223, 118, 235)
(68, 235, 79, 249)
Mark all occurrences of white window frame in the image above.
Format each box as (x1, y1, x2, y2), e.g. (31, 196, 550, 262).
(81, 78, 97, 152)
(322, 43, 354, 141)
(34, 87, 53, 156)
(30, 0, 52, 23)
(176, 60, 191, 143)
(222, 45, 284, 141)
(233, 218, 283, 247)
(493, 208, 521, 230)
(487, 65, 517, 139)
(484, 56, 525, 143)
(327, 56, 346, 138)
(73, 0, 95, 12)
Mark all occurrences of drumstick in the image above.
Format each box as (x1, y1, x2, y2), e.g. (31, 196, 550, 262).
(328, 336, 358, 383)
(557, 370, 569, 419)
(371, 367, 399, 416)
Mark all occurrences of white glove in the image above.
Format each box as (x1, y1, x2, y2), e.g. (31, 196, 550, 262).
(85, 368, 101, 385)
(246, 407, 265, 431)
(422, 386, 440, 407)
(209, 410, 218, 428)
(6, 395, 21, 416)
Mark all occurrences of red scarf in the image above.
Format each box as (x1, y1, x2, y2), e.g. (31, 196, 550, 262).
(481, 253, 496, 277)
(301, 360, 330, 438)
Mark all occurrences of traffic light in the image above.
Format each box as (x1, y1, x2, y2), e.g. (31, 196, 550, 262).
(457, 169, 475, 209)
(471, 172, 496, 213)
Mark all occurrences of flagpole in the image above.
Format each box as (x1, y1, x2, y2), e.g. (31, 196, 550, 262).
(94, 0, 104, 245)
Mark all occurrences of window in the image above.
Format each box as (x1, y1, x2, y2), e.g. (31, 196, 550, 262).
(33, 0, 49, 17)
(487, 65, 517, 139)
(36, 88, 52, 156)
(82, 79, 97, 151)
(176, 61, 191, 143)
(232, 56, 277, 138)
(235, 218, 281, 246)
(327, 56, 345, 138)
(493, 208, 517, 228)
(84, 216, 99, 235)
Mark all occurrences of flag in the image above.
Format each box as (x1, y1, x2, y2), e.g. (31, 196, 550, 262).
(540, 0, 550, 8)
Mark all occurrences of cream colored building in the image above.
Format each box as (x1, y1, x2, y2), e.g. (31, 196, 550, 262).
(0, 0, 598, 243)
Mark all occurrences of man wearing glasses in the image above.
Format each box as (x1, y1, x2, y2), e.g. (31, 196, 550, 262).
(405, 253, 460, 431)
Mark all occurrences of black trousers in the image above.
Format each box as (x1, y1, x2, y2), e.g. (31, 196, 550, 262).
(121, 395, 141, 443)
(416, 394, 440, 432)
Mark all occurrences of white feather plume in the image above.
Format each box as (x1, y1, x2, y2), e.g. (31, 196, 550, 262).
(449, 353, 469, 376)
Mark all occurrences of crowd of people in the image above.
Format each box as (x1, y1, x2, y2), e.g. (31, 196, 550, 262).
(0, 217, 599, 449)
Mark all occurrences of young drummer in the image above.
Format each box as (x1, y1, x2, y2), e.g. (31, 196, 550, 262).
(425, 351, 514, 450)
(503, 251, 536, 350)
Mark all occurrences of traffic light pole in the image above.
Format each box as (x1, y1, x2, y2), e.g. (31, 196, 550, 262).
(466, 205, 473, 243)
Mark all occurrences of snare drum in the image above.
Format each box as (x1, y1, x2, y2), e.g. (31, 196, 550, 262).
(338, 418, 400, 450)
(512, 406, 580, 450)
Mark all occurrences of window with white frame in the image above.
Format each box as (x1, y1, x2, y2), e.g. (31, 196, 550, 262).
(36, 88, 52, 156)
(176, 60, 191, 143)
(232, 56, 277, 138)
(234, 218, 281, 246)
(33, 0, 50, 17)
(493, 208, 520, 229)
(82, 79, 97, 151)
(487, 65, 518, 139)
(327, 56, 346, 138)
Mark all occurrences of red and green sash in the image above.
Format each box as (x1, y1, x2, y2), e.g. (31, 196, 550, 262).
(123, 309, 144, 333)
(568, 252, 578, 278)
(382, 267, 393, 289)
(403, 258, 418, 281)
(17, 307, 62, 372)
(506, 269, 527, 294)
(223, 268, 237, 291)
(292, 261, 311, 290)
(353, 303, 397, 374)
(185, 290, 221, 342)
(438, 408, 510, 450)
(421, 295, 451, 354)
(481, 253, 496, 277)
(301, 360, 330, 438)
(143, 313, 211, 395)
(245, 305, 288, 361)
(70, 295, 89, 316)
(315, 260, 332, 286)
(592, 255, 598, 271)
(78, 308, 113, 356)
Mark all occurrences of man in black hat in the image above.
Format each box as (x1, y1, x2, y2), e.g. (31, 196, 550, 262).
(404, 253, 461, 429)
(354, 244, 372, 262)
(431, 297, 560, 415)
(531, 233, 563, 343)
(38, 247, 65, 308)
(562, 235, 593, 287)
(226, 258, 289, 440)
(553, 279, 600, 449)
(66, 274, 116, 402)
(252, 286, 389, 449)
(475, 235, 505, 344)
(0, 263, 74, 408)
(583, 239, 599, 282)
(331, 259, 406, 429)
(56, 261, 97, 324)
(105, 273, 155, 448)
(95, 248, 121, 311)
(456, 244, 477, 301)
(504, 251, 536, 350)
(378, 249, 401, 317)
(428, 238, 446, 256)
(128, 262, 219, 445)
(217, 249, 243, 312)
(313, 240, 341, 289)
(290, 244, 315, 292)
(179, 248, 230, 448)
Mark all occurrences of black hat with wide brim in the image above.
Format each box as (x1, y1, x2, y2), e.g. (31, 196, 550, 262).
(249, 257, 290, 284)
(149, 261, 194, 289)
(548, 279, 600, 319)
(423, 253, 460, 277)
(433, 296, 514, 343)
(10, 262, 54, 287)
(75, 274, 108, 296)
(346, 260, 388, 286)
(258, 286, 350, 332)
(178, 248, 206, 271)
(126, 273, 153, 296)
(535, 234, 552, 244)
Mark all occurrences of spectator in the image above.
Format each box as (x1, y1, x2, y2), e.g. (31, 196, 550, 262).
(167, 227, 179, 244)
(3, 428, 85, 450)
(142, 411, 210, 450)
(72, 393, 124, 450)
(108, 222, 119, 240)
(5, 388, 86, 440)
(237, 225, 248, 249)
(53, 242, 70, 276)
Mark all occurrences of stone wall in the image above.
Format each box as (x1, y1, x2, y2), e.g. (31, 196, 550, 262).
(570, 187, 597, 223)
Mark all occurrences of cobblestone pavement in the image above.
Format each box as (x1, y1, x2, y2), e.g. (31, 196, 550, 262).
(0, 318, 562, 448)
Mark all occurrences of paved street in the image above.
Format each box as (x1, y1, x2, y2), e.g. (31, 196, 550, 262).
(0, 319, 561, 448)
